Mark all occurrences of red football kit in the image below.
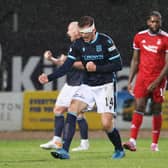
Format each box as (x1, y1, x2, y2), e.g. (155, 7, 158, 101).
(133, 29, 168, 102)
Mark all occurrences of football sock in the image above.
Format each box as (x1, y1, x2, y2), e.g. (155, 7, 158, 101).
(130, 111, 143, 139)
(63, 112, 77, 152)
(152, 113, 162, 144)
(77, 117, 88, 139)
(54, 114, 64, 137)
(106, 128, 123, 151)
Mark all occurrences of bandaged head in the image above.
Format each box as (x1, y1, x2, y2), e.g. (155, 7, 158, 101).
(79, 23, 95, 33)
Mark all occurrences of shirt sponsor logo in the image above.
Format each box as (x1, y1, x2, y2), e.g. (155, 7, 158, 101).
(83, 54, 104, 61)
(142, 44, 158, 53)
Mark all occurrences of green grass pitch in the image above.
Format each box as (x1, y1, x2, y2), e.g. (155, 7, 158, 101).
(0, 138, 167, 168)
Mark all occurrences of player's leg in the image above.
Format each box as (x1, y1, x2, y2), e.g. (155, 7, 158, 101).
(72, 112, 89, 151)
(101, 113, 125, 159)
(63, 99, 88, 151)
(123, 97, 147, 151)
(150, 82, 166, 151)
(51, 99, 88, 159)
(150, 102, 162, 151)
(95, 83, 125, 159)
(40, 84, 71, 149)
(123, 74, 148, 151)
(51, 85, 94, 159)
(53, 106, 66, 147)
(40, 105, 66, 149)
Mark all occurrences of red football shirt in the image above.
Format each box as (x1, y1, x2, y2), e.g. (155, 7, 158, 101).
(133, 29, 168, 77)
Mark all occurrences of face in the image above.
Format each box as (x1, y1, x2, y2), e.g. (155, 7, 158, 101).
(80, 26, 96, 42)
(147, 15, 161, 34)
(67, 23, 80, 42)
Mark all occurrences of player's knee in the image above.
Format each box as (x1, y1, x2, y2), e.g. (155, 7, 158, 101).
(136, 104, 146, 112)
(68, 99, 86, 114)
(77, 112, 85, 119)
(53, 106, 66, 115)
(153, 111, 161, 115)
(102, 122, 113, 131)
(68, 99, 78, 112)
(101, 113, 113, 131)
(151, 103, 162, 114)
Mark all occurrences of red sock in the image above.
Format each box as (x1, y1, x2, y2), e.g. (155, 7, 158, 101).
(130, 111, 143, 139)
(152, 114, 162, 144)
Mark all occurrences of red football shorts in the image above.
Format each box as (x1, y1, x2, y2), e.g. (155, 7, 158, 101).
(134, 73, 167, 103)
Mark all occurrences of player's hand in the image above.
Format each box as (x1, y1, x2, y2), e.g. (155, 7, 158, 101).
(147, 80, 159, 93)
(128, 83, 134, 96)
(86, 61, 96, 72)
(57, 54, 67, 65)
(60, 54, 67, 62)
(38, 73, 49, 84)
(44, 50, 53, 60)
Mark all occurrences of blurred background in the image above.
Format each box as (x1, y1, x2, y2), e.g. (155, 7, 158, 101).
(0, 0, 168, 132)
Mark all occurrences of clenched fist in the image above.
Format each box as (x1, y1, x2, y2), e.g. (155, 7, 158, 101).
(44, 50, 53, 60)
(86, 61, 96, 72)
(38, 73, 49, 84)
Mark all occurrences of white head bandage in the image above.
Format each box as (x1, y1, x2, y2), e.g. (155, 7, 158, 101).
(79, 23, 95, 33)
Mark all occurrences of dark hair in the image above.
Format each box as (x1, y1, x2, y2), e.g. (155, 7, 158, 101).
(147, 11, 162, 20)
(78, 16, 94, 28)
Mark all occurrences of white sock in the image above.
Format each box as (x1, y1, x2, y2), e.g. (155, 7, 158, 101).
(129, 138, 136, 146)
(53, 136, 62, 142)
(81, 139, 89, 146)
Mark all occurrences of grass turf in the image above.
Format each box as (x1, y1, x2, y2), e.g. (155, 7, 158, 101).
(0, 138, 167, 168)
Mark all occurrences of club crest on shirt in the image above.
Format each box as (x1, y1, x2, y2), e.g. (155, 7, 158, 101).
(96, 45, 102, 52)
(157, 39, 161, 45)
(141, 39, 146, 43)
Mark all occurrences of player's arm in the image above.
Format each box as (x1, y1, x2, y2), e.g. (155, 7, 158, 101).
(128, 49, 139, 85)
(43, 50, 60, 65)
(89, 40, 122, 72)
(39, 42, 79, 84)
(44, 50, 84, 69)
(55, 57, 84, 70)
(44, 50, 64, 65)
(38, 57, 75, 84)
(126, 49, 139, 95)
(86, 53, 122, 72)
(95, 53, 122, 72)
(73, 61, 84, 70)
(86, 55, 122, 73)
(88, 36, 122, 72)
(147, 52, 168, 92)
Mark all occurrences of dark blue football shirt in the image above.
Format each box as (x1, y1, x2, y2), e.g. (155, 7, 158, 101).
(66, 67, 83, 86)
(48, 32, 122, 86)
(66, 53, 83, 86)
